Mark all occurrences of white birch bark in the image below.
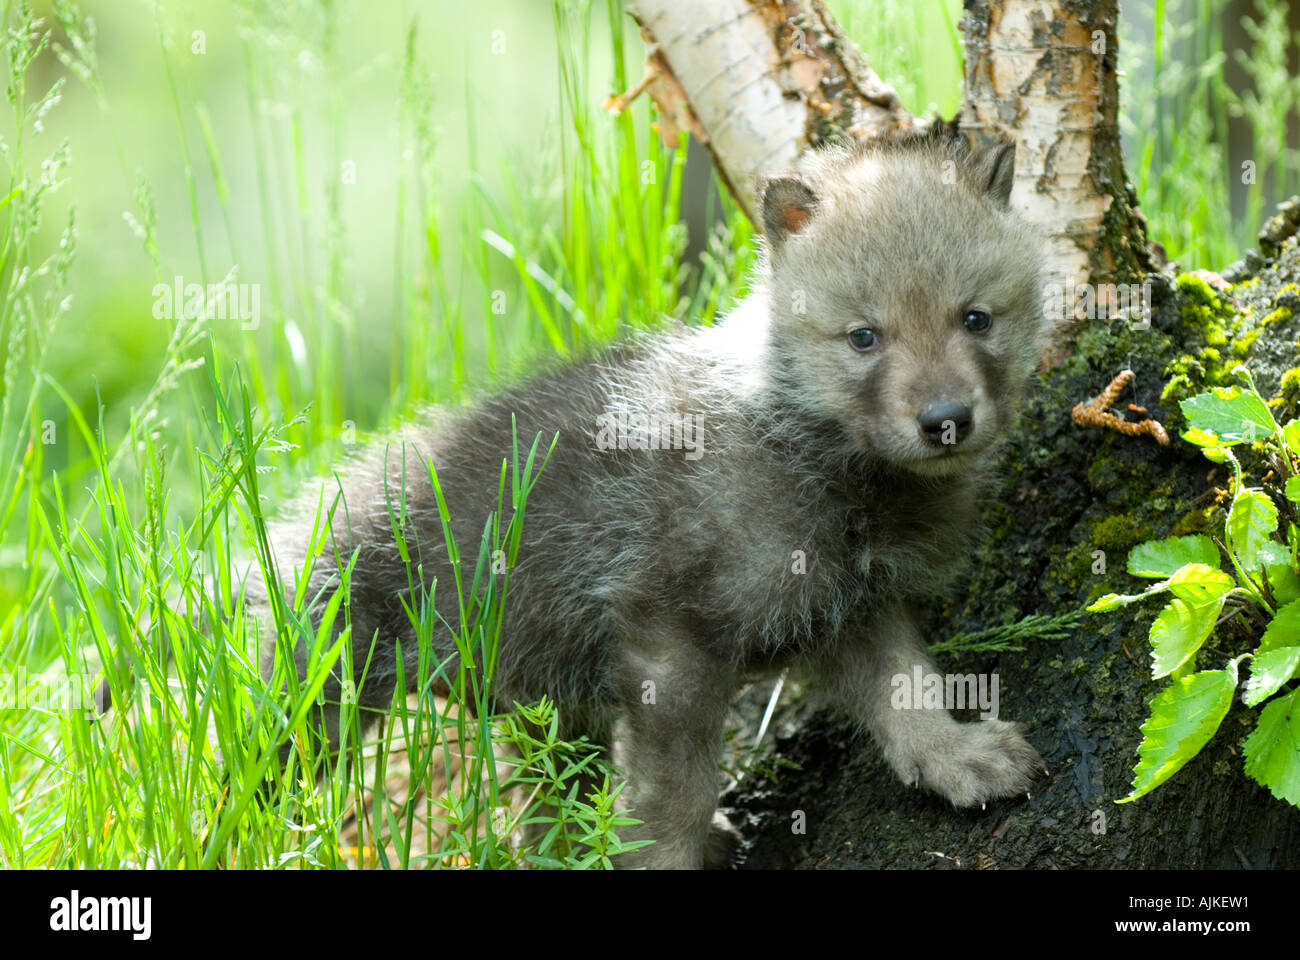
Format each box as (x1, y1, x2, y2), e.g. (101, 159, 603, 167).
(962, 0, 1148, 299)
(624, 0, 1149, 288)
(623, 0, 918, 222)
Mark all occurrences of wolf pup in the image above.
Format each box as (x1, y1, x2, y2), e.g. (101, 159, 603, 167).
(254, 128, 1050, 869)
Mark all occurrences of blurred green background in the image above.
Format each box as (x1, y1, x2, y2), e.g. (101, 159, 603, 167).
(2, 0, 962, 501)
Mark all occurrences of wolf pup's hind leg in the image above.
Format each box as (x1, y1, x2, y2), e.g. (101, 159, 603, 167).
(611, 623, 736, 869)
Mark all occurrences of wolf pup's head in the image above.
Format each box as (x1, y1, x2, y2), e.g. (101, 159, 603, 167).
(756, 130, 1050, 476)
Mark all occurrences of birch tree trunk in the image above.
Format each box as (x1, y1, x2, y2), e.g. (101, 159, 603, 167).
(624, 0, 1152, 288)
(622, 0, 923, 225)
(962, 0, 1152, 303)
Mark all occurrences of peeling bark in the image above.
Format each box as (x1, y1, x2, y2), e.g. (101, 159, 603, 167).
(624, 0, 1150, 289)
(962, 0, 1151, 295)
(623, 0, 922, 222)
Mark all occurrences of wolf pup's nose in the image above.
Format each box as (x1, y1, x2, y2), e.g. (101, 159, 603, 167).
(918, 400, 973, 446)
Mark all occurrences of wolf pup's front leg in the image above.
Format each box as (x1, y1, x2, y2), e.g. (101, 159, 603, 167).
(816, 608, 1041, 807)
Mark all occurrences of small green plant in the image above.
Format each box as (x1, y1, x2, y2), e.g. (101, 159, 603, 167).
(926, 609, 1088, 657)
(1090, 367, 1300, 807)
(496, 697, 652, 869)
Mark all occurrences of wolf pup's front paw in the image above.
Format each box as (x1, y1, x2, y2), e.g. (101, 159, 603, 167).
(891, 719, 1041, 808)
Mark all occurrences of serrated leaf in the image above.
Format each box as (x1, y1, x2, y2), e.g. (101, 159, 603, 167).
(1257, 540, 1295, 597)
(1166, 563, 1235, 605)
(1091, 562, 1233, 615)
(1268, 565, 1300, 606)
(1119, 665, 1238, 803)
(1127, 536, 1220, 579)
(1243, 689, 1300, 806)
(1283, 420, 1300, 453)
(1244, 646, 1300, 706)
(1287, 477, 1300, 504)
(1227, 490, 1278, 571)
(1180, 386, 1276, 445)
(1149, 596, 1224, 679)
(1260, 598, 1300, 653)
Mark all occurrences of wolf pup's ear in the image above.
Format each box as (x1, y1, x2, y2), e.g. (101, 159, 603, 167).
(760, 176, 817, 243)
(973, 142, 1016, 209)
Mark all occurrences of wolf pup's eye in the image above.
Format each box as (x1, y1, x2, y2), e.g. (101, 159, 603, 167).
(848, 328, 878, 352)
(963, 309, 992, 333)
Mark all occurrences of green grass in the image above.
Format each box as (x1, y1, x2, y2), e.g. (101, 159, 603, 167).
(1120, 0, 1300, 269)
(0, 0, 1295, 869)
(0, 0, 713, 870)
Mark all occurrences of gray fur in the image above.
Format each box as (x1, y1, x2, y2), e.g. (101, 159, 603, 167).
(252, 129, 1052, 868)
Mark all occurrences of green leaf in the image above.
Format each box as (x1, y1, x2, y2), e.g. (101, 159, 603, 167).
(1088, 592, 1145, 612)
(1226, 490, 1279, 571)
(1244, 646, 1300, 706)
(1149, 596, 1224, 679)
(1258, 541, 1300, 605)
(1127, 535, 1220, 579)
(1257, 540, 1289, 568)
(1182, 426, 1230, 462)
(1260, 598, 1300, 653)
(1287, 477, 1300, 504)
(1089, 562, 1233, 614)
(1182, 426, 1222, 448)
(1166, 563, 1235, 605)
(1180, 386, 1276, 445)
(1283, 419, 1300, 453)
(1243, 689, 1300, 806)
(1268, 565, 1300, 606)
(1119, 665, 1238, 803)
